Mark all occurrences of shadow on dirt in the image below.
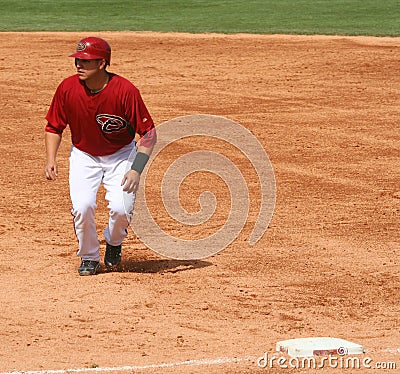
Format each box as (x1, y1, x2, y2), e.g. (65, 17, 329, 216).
(99, 258, 212, 274)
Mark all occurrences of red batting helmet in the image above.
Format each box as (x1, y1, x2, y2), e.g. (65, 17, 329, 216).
(69, 37, 111, 64)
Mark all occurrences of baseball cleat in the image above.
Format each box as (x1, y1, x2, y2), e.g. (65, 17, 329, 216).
(78, 260, 100, 276)
(104, 243, 122, 267)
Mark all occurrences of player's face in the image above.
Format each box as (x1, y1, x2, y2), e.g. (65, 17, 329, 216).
(75, 59, 104, 80)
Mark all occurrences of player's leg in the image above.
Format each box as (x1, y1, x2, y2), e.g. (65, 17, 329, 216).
(101, 142, 136, 264)
(69, 146, 103, 264)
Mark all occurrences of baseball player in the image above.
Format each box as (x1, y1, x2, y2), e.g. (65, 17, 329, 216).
(44, 36, 156, 276)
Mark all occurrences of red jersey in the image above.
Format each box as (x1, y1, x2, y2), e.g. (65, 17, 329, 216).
(46, 73, 154, 156)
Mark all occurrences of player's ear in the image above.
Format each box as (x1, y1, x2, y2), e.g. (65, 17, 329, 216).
(99, 58, 107, 70)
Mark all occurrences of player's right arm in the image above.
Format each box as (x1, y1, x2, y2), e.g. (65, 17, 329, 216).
(44, 79, 68, 181)
(44, 131, 62, 180)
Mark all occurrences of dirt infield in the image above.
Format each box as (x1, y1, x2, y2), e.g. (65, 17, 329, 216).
(0, 32, 399, 372)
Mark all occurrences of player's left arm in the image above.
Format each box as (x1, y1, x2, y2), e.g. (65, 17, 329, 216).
(121, 127, 156, 194)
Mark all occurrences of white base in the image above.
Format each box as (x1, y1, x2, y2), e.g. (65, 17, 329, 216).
(276, 337, 364, 358)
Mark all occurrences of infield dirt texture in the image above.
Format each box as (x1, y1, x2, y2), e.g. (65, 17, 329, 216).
(0, 32, 399, 372)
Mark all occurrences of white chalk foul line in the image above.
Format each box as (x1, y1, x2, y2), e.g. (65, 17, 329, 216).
(2, 355, 257, 374)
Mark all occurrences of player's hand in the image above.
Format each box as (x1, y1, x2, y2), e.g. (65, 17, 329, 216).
(121, 170, 141, 194)
(45, 161, 58, 180)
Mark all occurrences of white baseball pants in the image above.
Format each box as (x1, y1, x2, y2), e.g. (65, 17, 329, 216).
(69, 142, 136, 261)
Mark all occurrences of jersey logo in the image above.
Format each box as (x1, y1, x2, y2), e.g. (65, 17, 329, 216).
(96, 114, 128, 133)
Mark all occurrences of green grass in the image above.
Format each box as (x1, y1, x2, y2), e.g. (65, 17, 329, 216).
(0, 0, 399, 36)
